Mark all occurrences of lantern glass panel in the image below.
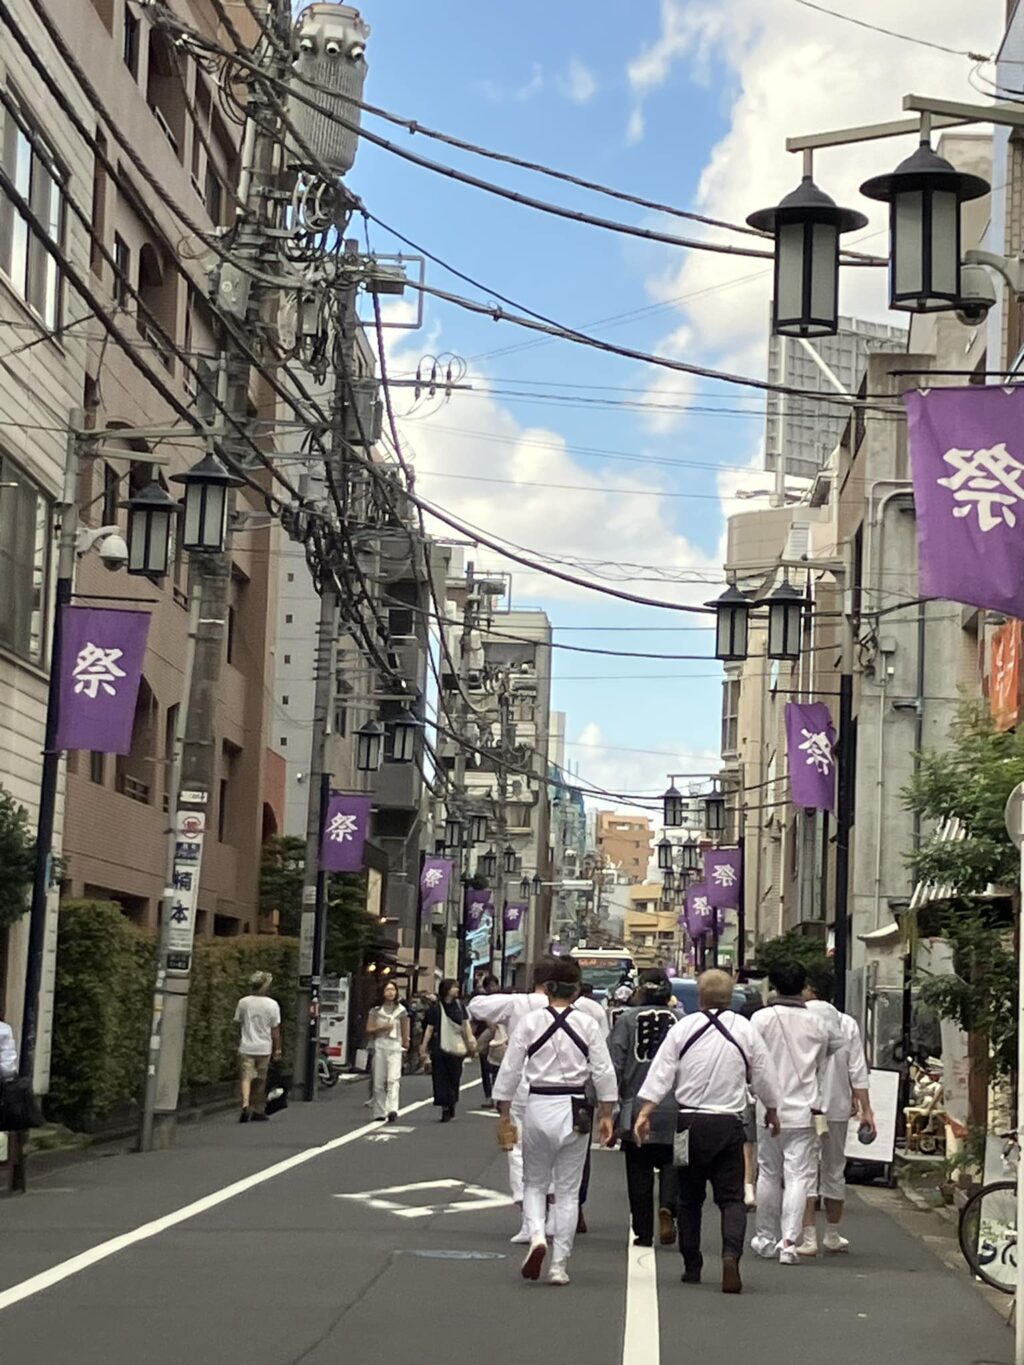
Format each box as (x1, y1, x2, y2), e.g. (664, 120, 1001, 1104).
(930, 190, 958, 297)
(657, 837, 673, 871)
(768, 599, 802, 661)
(716, 604, 748, 662)
(470, 814, 488, 844)
(356, 723, 382, 772)
(503, 845, 516, 874)
(893, 191, 923, 300)
(775, 222, 804, 323)
(809, 222, 838, 322)
(705, 796, 726, 834)
(128, 505, 172, 576)
(392, 718, 416, 764)
(532, 874, 543, 897)
(520, 877, 530, 897)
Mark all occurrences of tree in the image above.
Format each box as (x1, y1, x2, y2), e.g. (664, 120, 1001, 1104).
(0, 786, 34, 929)
(903, 701, 1024, 1085)
(258, 834, 383, 975)
(753, 929, 831, 994)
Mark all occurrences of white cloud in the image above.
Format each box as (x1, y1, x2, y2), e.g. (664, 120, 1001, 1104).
(626, 107, 646, 145)
(569, 721, 720, 814)
(558, 57, 598, 104)
(516, 63, 545, 101)
(624, 0, 1002, 450)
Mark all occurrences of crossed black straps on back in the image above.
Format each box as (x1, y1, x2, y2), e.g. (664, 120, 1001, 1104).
(678, 1008, 751, 1085)
(526, 1006, 590, 1059)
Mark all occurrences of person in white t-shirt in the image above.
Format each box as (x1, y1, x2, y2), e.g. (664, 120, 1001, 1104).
(234, 971, 282, 1123)
(366, 979, 410, 1122)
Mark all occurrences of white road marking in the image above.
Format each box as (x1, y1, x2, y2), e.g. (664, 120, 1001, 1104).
(335, 1178, 513, 1219)
(622, 1226, 660, 1365)
(0, 1080, 480, 1314)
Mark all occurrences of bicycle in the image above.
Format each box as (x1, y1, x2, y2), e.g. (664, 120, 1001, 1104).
(958, 1132, 1019, 1294)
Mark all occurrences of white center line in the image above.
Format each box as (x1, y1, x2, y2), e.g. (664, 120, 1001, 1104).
(0, 1080, 481, 1314)
(622, 1226, 660, 1365)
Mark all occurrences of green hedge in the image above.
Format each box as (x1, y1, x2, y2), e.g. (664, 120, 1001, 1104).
(48, 900, 297, 1130)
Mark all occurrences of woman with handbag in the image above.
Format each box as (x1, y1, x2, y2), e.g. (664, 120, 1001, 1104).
(419, 979, 475, 1121)
(366, 980, 410, 1122)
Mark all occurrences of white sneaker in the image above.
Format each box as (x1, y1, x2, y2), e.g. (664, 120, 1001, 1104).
(744, 1182, 757, 1209)
(823, 1229, 849, 1254)
(510, 1227, 531, 1245)
(796, 1229, 819, 1258)
(778, 1245, 800, 1266)
(547, 1261, 570, 1286)
(751, 1235, 778, 1259)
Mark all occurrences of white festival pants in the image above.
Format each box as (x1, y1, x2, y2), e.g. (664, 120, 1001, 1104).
(818, 1120, 849, 1204)
(521, 1095, 589, 1264)
(508, 1093, 528, 1203)
(371, 1045, 402, 1118)
(755, 1126, 820, 1247)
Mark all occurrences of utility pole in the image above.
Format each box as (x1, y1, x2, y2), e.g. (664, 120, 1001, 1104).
(493, 679, 512, 981)
(141, 0, 293, 1149)
(452, 563, 476, 985)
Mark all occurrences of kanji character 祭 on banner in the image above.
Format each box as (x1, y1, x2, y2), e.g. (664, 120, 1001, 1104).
(319, 793, 371, 873)
(54, 607, 151, 754)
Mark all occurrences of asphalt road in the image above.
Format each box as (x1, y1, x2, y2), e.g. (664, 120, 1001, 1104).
(0, 1075, 1012, 1364)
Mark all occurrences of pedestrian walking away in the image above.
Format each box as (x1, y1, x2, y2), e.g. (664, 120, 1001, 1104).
(635, 969, 780, 1294)
(366, 980, 410, 1122)
(233, 971, 282, 1123)
(608, 969, 683, 1248)
(750, 961, 844, 1264)
(493, 956, 617, 1287)
(473, 973, 502, 1107)
(800, 969, 876, 1256)
(420, 979, 475, 1121)
(0, 1013, 16, 1081)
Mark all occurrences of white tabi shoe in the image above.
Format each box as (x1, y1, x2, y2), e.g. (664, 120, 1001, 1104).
(547, 1261, 570, 1286)
(510, 1227, 531, 1245)
(778, 1245, 800, 1266)
(796, 1229, 819, 1257)
(750, 1235, 778, 1259)
(823, 1229, 849, 1254)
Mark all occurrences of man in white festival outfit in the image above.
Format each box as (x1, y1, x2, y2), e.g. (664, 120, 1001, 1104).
(493, 957, 617, 1287)
(750, 961, 843, 1264)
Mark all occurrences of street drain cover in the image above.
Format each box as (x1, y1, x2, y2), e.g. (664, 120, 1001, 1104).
(407, 1250, 506, 1260)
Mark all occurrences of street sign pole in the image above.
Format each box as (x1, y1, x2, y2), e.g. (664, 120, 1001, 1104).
(1003, 782, 1024, 1365)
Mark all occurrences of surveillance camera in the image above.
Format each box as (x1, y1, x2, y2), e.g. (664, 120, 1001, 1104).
(98, 532, 129, 572)
(954, 263, 997, 327)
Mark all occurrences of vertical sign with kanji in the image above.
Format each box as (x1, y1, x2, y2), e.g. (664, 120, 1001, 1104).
(166, 810, 206, 972)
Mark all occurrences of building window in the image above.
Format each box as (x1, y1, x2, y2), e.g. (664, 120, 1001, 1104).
(279, 736, 288, 747)
(0, 93, 66, 328)
(0, 453, 50, 663)
(283, 653, 291, 665)
(146, 31, 186, 159)
(89, 132, 107, 275)
(137, 241, 175, 369)
(123, 7, 140, 76)
(113, 233, 130, 309)
(281, 694, 289, 706)
(90, 751, 105, 784)
(225, 604, 236, 664)
(721, 677, 740, 755)
(285, 613, 293, 625)
(101, 461, 119, 525)
(287, 572, 294, 583)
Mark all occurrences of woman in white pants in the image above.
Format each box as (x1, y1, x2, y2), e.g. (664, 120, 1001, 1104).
(367, 981, 409, 1122)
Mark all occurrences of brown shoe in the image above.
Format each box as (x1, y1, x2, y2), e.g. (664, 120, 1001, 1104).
(659, 1208, 676, 1245)
(722, 1257, 742, 1294)
(576, 1209, 588, 1235)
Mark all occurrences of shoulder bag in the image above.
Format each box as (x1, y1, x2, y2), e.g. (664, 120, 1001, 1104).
(439, 1006, 468, 1057)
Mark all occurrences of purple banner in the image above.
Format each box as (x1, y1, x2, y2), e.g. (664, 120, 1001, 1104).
(684, 884, 714, 942)
(906, 386, 1024, 617)
(319, 793, 371, 872)
(465, 888, 493, 933)
(704, 849, 741, 909)
(785, 701, 837, 813)
(55, 606, 150, 754)
(420, 856, 452, 915)
(503, 902, 526, 933)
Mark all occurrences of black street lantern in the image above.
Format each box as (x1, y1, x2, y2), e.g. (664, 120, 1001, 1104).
(861, 142, 989, 313)
(657, 836, 674, 872)
(389, 708, 420, 764)
(519, 875, 531, 898)
(532, 872, 543, 897)
(663, 867, 676, 893)
(502, 843, 517, 875)
(444, 813, 464, 848)
(680, 839, 701, 874)
(708, 584, 751, 663)
(481, 847, 498, 879)
(355, 718, 384, 772)
(762, 579, 805, 662)
(705, 792, 727, 836)
(661, 886, 673, 910)
(122, 480, 177, 577)
(469, 812, 488, 845)
(747, 176, 867, 337)
(663, 783, 685, 828)
(171, 452, 242, 553)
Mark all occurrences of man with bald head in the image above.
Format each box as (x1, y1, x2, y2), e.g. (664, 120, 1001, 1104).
(635, 970, 780, 1295)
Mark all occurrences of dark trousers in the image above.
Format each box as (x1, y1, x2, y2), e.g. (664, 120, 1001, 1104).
(676, 1113, 747, 1269)
(430, 1050, 465, 1111)
(479, 1054, 498, 1099)
(623, 1141, 678, 1243)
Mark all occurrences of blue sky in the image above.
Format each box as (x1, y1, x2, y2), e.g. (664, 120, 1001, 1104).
(347, 0, 1001, 806)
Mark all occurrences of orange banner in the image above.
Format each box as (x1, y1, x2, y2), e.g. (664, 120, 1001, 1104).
(991, 619, 1022, 732)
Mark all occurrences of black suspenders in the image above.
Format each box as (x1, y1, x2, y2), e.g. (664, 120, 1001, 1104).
(526, 1006, 591, 1059)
